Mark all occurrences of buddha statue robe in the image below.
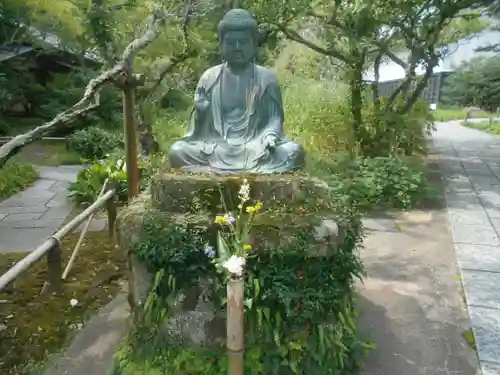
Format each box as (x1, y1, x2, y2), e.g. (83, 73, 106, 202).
(169, 63, 304, 174)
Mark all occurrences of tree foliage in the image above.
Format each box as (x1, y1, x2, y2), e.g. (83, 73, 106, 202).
(244, 0, 490, 154)
(442, 54, 500, 111)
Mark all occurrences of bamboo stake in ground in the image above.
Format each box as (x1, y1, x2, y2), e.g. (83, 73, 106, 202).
(61, 180, 109, 280)
(227, 276, 244, 375)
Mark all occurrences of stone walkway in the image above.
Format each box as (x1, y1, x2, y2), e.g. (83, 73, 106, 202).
(0, 165, 82, 253)
(359, 211, 480, 375)
(432, 120, 500, 375)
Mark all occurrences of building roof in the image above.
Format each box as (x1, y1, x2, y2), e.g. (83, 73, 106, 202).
(0, 26, 102, 65)
(0, 45, 33, 62)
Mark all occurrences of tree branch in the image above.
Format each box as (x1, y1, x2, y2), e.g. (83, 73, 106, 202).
(0, 5, 174, 167)
(277, 26, 352, 64)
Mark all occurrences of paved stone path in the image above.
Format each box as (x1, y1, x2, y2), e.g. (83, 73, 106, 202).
(0, 165, 82, 253)
(432, 120, 500, 375)
(360, 211, 480, 375)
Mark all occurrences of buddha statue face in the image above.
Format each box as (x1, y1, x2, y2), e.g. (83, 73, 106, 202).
(221, 29, 255, 68)
(219, 9, 258, 69)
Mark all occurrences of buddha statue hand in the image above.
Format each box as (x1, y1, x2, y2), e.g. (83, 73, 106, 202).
(194, 87, 210, 112)
(264, 134, 278, 150)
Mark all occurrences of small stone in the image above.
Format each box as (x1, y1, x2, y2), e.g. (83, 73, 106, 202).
(314, 219, 339, 241)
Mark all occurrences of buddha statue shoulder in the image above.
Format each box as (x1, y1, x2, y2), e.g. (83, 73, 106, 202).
(169, 8, 305, 174)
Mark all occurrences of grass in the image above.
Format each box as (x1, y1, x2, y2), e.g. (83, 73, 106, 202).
(11, 139, 83, 166)
(432, 107, 491, 122)
(0, 162, 39, 201)
(0, 230, 127, 375)
(463, 120, 500, 135)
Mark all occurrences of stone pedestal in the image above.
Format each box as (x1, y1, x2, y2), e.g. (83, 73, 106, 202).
(116, 172, 342, 345)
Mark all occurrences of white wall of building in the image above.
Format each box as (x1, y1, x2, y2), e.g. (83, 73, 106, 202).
(364, 27, 500, 83)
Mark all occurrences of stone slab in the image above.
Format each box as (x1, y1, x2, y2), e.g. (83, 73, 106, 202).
(489, 219, 500, 236)
(483, 362, 500, 375)
(461, 270, 500, 309)
(0, 197, 49, 208)
(30, 179, 58, 190)
(41, 207, 73, 220)
(38, 165, 82, 182)
(0, 227, 57, 253)
(0, 218, 63, 229)
(45, 193, 71, 208)
(478, 191, 500, 210)
(469, 175, 500, 187)
(450, 223, 500, 246)
(0, 212, 44, 222)
(486, 208, 500, 220)
(448, 208, 490, 226)
(0, 205, 48, 215)
(444, 175, 473, 189)
(455, 244, 500, 273)
(49, 180, 71, 192)
(469, 306, 500, 364)
(445, 192, 482, 210)
(16, 188, 56, 200)
(0, 166, 79, 253)
(463, 166, 495, 176)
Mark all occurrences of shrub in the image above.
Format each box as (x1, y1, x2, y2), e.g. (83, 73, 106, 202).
(0, 163, 39, 200)
(360, 99, 435, 157)
(350, 156, 430, 211)
(67, 127, 123, 160)
(67, 154, 156, 207)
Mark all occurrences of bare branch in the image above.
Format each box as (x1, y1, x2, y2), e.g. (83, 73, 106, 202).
(380, 46, 408, 70)
(0, 5, 174, 168)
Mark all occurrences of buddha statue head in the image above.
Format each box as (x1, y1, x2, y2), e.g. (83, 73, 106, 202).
(218, 8, 259, 69)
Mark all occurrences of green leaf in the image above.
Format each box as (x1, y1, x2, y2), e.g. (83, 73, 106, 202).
(217, 231, 231, 261)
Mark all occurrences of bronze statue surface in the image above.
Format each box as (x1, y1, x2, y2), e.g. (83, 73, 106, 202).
(169, 8, 304, 174)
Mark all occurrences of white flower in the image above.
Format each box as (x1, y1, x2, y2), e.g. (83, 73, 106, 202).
(238, 179, 250, 203)
(223, 255, 246, 276)
(70, 299, 78, 307)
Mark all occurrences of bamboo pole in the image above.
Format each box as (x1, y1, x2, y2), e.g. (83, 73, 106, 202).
(116, 72, 144, 202)
(44, 242, 62, 294)
(61, 180, 109, 280)
(227, 276, 244, 375)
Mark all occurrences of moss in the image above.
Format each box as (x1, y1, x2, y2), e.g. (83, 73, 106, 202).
(462, 329, 476, 350)
(150, 172, 332, 214)
(0, 231, 127, 375)
(0, 162, 39, 201)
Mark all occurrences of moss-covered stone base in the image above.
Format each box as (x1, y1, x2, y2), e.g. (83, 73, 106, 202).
(117, 172, 342, 346)
(150, 172, 332, 214)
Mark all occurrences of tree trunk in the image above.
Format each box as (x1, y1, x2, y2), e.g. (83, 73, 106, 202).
(347, 59, 365, 155)
(372, 54, 382, 112)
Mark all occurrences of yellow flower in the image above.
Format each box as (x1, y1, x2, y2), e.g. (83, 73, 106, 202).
(215, 215, 227, 224)
(245, 201, 263, 214)
(243, 244, 252, 250)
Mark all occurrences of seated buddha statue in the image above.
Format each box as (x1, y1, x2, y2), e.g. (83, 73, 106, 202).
(168, 8, 305, 174)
